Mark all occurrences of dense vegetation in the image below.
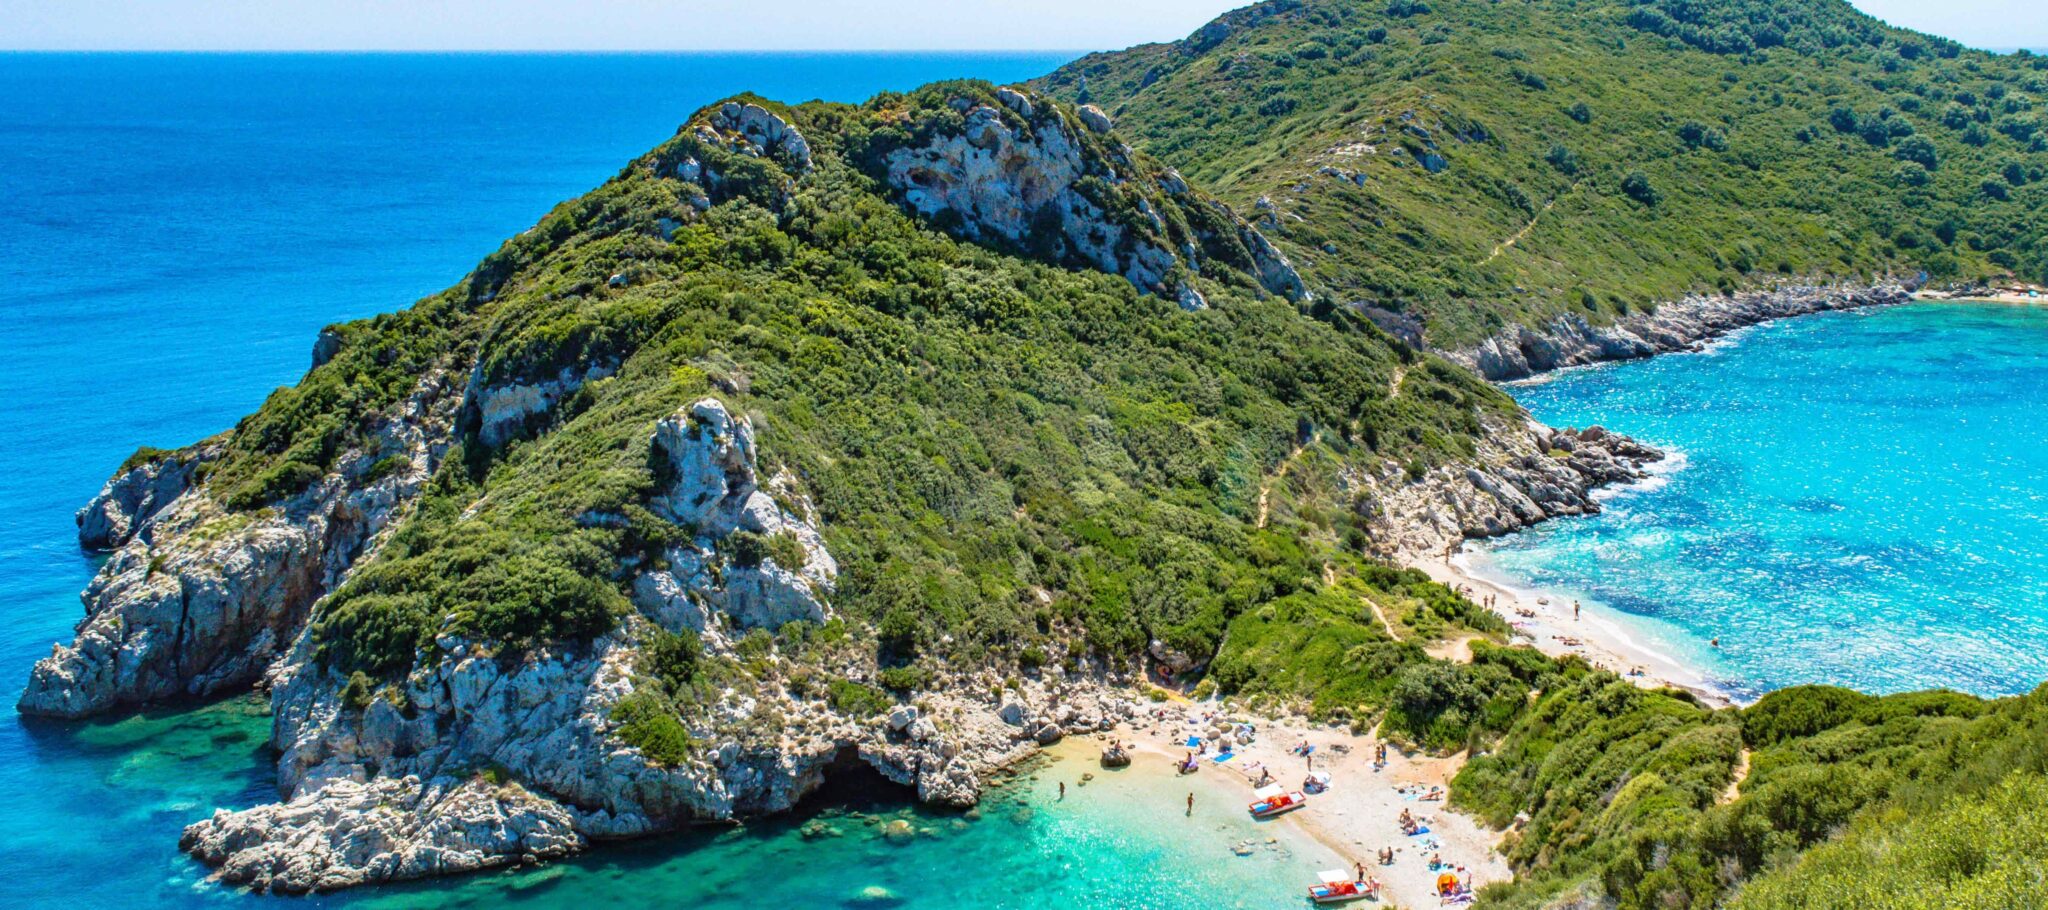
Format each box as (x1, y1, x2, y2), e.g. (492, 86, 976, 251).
(1454, 674, 2048, 909)
(1039, 0, 2048, 344)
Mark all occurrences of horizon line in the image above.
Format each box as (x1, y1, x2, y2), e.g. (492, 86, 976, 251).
(0, 47, 1099, 55)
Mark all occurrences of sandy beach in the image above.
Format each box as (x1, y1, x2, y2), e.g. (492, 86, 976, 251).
(1413, 548, 1734, 709)
(1059, 706, 1513, 908)
(1915, 287, 2048, 305)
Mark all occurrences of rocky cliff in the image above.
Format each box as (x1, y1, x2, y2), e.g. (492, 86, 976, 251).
(870, 84, 1307, 303)
(20, 371, 460, 718)
(1358, 418, 1663, 559)
(1449, 281, 1916, 382)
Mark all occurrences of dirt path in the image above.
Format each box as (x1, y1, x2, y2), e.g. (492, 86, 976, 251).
(1718, 747, 1752, 805)
(1481, 183, 1577, 265)
(1255, 433, 1319, 529)
(1424, 633, 1484, 664)
(1336, 569, 1404, 642)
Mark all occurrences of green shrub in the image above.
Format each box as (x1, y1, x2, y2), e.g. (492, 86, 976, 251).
(612, 691, 693, 766)
(876, 665, 931, 693)
(826, 678, 892, 717)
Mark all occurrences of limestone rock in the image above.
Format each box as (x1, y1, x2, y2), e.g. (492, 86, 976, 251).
(878, 88, 1306, 302)
(636, 398, 837, 633)
(464, 362, 613, 449)
(22, 372, 458, 718)
(75, 444, 215, 551)
(707, 101, 812, 172)
(1451, 282, 1914, 381)
(1077, 104, 1114, 133)
(180, 776, 585, 893)
(994, 86, 1033, 117)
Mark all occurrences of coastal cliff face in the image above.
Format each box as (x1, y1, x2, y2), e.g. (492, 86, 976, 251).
(1449, 282, 1917, 382)
(871, 85, 1307, 302)
(1358, 418, 1662, 559)
(20, 371, 460, 718)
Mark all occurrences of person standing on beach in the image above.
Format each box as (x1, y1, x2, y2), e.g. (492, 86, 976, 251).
(1058, 781, 1065, 801)
(1186, 792, 1194, 816)
(1573, 600, 1581, 621)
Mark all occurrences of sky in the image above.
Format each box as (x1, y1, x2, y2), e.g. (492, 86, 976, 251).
(0, 0, 2041, 52)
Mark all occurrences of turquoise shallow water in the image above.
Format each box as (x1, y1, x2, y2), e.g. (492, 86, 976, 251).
(1479, 303, 2048, 701)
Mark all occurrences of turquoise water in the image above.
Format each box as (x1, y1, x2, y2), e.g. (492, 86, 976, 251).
(1480, 303, 2048, 701)
(0, 51, 1363, 910)
(336, 751, 1340, 910)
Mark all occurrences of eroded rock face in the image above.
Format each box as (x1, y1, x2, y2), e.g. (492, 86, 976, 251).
(19, 373, 458, 719)
(1451, 282, 1914, 381)
(1355, 416, 1664, 558)
(879, 87, 1307, 302)
(190, 607, 1138, 892)
(698, 101, 812, 173)
(465, 362, 614, 449)
(636, 398, 837, 634)
(75, 445, 216, 551)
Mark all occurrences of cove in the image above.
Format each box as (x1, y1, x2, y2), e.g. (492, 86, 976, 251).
(1476, 302, 2048, 700)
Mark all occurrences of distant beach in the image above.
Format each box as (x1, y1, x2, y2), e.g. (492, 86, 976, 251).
(1417, 548, 1736, 709)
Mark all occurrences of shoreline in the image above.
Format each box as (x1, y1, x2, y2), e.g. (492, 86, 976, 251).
(1915, 288, 2048, 306)
(1056, 707, 1512, 907)
(1415, 548, 1736, 708)
(1450, 281, 1914, 382)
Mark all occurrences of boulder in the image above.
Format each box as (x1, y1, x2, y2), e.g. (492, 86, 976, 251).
(1077, 104, 1114, 133)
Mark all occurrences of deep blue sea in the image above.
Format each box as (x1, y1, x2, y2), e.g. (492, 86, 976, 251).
(0, 51, 1350, 910)
(1479, 304, 2048, 701)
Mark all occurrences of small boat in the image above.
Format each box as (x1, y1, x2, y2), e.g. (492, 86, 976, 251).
(1248, 783, 1306, 818)
(1308, 869, 1376, 904)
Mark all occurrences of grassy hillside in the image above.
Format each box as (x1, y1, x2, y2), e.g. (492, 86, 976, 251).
(1038, 0, 2048, 344)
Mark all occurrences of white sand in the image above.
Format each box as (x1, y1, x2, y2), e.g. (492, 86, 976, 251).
(1081, 705, 1512, 907)
(1916, 287, 2048, 305)
(1413, 549, 1734, 709)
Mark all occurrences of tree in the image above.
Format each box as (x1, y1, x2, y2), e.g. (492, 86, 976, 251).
(1622, 171, 1661, 206)
(1893, 135, 1939, 170)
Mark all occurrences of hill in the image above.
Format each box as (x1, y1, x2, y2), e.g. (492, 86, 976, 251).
(1037, 0, 2048, 346)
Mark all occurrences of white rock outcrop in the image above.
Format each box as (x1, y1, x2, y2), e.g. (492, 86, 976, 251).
(880, 87, 1307, 302)
(75, 445, 216, 551)
(635, 398, 837, 634)
(697, 101, 812, 173)
(1354, 416, 1663, 558)
(181, 776, 584, 894)
(1452, 282, 1914, 381)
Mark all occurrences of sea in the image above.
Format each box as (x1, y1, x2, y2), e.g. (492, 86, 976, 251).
(0, 51, 1346, 910)
(1477, 303, 2048, 702)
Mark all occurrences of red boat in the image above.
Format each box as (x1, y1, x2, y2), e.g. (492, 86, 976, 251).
(1308, 869, 1378, 904)
(1248, 784, 1306, 818)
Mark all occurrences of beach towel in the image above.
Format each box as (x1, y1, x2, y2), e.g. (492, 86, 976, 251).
(1185, 736, 1202, 748)
(1213, 751, 1236, 763)
(1407, 825, 1431, 836)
